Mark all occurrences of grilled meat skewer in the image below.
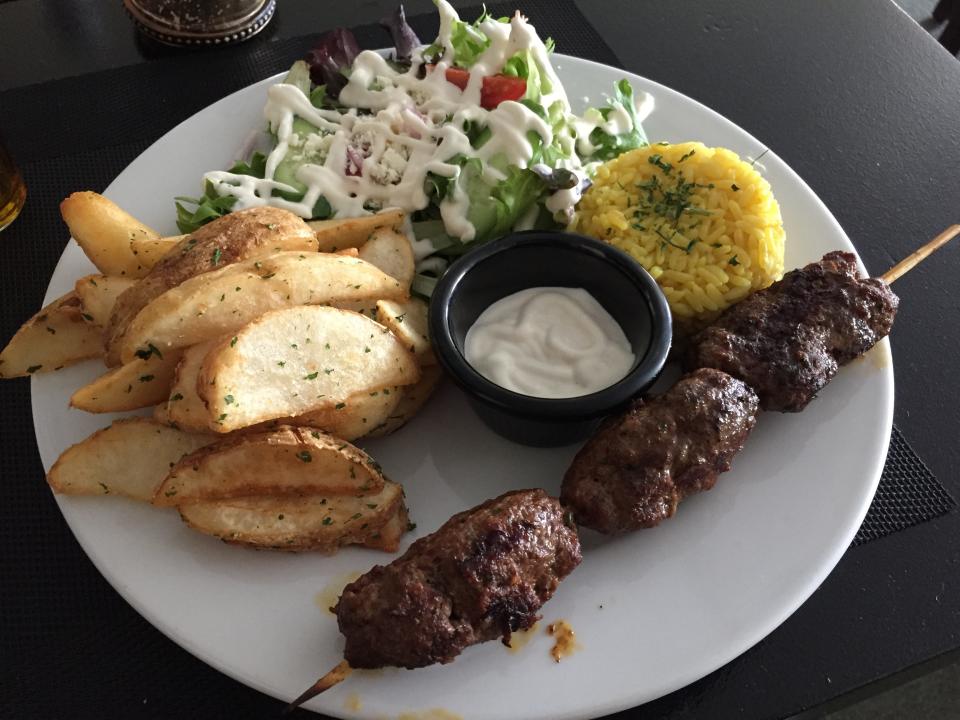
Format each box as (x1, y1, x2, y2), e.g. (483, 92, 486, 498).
(684, 225, 960, 409)
(562, 369, 760, 535)
(685, 251, 898, 412)
(337, 488, 581, 668)
(288, 489, 581, 710)
(563, 227, 960, 535)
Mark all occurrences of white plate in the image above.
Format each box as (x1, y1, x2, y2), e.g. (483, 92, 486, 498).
(33, 54, 892, 720)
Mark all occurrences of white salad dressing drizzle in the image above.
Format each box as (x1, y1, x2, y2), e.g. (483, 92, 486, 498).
(201, 0, 649, 247)
(544, 184, 584, 214)
(464, 287, 635, 399)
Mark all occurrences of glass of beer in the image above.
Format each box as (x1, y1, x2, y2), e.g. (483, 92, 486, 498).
(0, 139, 26, 231)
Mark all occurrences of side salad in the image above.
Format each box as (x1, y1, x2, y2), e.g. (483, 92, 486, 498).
(176, 0, 651, 295)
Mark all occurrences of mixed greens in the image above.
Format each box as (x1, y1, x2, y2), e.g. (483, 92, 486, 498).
(176, 1, 651, 293)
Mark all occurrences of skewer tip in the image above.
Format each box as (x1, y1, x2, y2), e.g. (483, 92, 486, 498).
(283, 660, 352, 714)
(880, 224, 960, 285)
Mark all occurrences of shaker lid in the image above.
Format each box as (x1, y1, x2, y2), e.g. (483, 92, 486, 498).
(122, 0, 276, 46)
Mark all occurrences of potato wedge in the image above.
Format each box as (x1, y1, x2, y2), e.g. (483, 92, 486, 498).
(47, 418, 213, 501)
(105, 206, 318, 366)
(154, 426, 384, 506)
(129, 235, 185, 271)
(367, 363, 443, 437)
(161, 342, 403, 438)
(287, 385, 403, 440)
(375, 297, 434, 364)
(362, 502, 410, 552)
(0, 292, 101, 377)
(358, 228, 415, 291)
(159, 341, 213, 432)
(74, 275, 136, 327)
(119, 252, 407, 362)
(327, 234, 415, 320)
(60, 192, 161, 278)
(70, 349, 183, 413)
(199, 306, 419, 432)
(177, 480, 409, 551)
(153, 403, 173, 425)
(308, 208, 405, 252)
(330, 299, 378, 318)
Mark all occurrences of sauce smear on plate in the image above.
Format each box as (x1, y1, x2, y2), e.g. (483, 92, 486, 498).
(547, 620, 580, 662)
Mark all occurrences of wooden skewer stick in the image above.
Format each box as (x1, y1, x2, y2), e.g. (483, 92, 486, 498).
(881, 224, 960, 284)
(284, 660, 352, 714)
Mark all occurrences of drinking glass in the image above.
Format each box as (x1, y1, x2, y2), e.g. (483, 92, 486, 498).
(0, 139, 26, 232)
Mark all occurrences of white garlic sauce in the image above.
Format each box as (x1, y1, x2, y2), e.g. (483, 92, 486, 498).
(464, 287, 635, 398)
(201, 0, 650, 244)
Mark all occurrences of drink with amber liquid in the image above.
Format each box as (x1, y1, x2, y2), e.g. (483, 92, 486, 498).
(0, 140, 26, 231)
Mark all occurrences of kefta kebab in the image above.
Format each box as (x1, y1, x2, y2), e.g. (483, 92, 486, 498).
(287, 489, 582, 711)
(685, 226, 960, 413)
(684, 251, 898, 412)
(561, 368, 761, 534)
(563, 225, 960, 533)
(288, 226, 958, 708)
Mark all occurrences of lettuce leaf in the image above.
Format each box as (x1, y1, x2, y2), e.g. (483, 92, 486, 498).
(174, 151, 333, 234)
(427, 3, 503, 68)
(227, 151, 267, 179)
(458, 159, 545, 245)
(174, 181, 238, 234)
(502, 49, 546, 102)
(380, 5, 421, 65)
(305, 28, 360, 98)
(520, 99, 575, 167)
(423, 154, 546, 249)
(585, 79, 649, 161)
(448, 18, 490, 67)
(282, 60, 312, 96)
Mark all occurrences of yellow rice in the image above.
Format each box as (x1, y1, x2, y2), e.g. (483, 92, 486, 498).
(571, 142, 785, 326)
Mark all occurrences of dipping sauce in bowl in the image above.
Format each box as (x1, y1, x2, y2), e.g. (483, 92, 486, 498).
(464, 287, 635, 399)
(429, 231, 672, 447)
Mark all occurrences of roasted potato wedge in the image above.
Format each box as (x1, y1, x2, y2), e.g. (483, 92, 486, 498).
(74, 275, 136, 327)
(47, 418, 213, 501)
(154, 426, 384, 506)
(119, 252, 407, 362)
(361, 504, 410, 552)
(198, 305, 420, 432)
(158, 341, 213, 432)
(367, 364, 443, 437)
(105, 206, 318, 366)
(70, 349, 182, 413)
(308, 208, 405, 252)
(60, 192, 161, 278)
(153, 403, 173, 426)
(330, 299, 378, 318)
(375, 297, 434, 364)
(177, 480, 409, 552)
(358, 228, 415, 291)
(160, 342, 403, 438)
(129, 235, 185, 271)
(0, 292, 101, 377)
(288, 385, 403, 440)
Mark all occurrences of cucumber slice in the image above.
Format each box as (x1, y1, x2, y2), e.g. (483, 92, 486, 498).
(292, 117, 319, 138)
(273, 156, 307, 195)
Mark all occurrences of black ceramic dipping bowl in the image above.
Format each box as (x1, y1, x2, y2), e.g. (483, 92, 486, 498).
(429, 230, 672, 447)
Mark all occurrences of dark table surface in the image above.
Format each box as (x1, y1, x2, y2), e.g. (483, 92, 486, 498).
(2, 1, 960, 718)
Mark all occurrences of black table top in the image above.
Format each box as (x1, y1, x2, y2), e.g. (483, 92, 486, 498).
(2, 1, 960, 719)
